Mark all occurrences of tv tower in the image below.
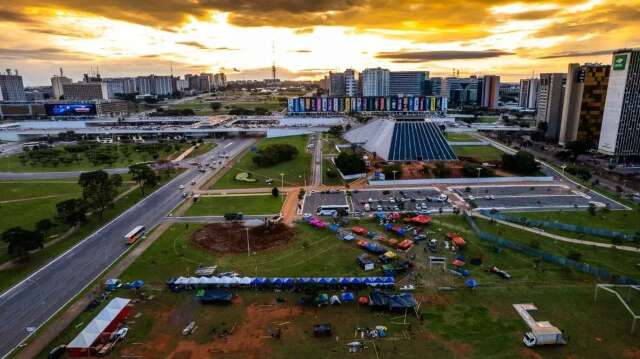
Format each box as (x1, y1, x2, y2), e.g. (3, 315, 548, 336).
(271, 41, 276, 81)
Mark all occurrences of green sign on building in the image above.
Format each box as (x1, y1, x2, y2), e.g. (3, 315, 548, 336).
(613, 54, 627, 71)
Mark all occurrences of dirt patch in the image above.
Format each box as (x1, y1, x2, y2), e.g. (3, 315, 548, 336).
(415, 294, 450, 307)
(519, 347, 545, 359)
(623, 349, 640, 359)
(192, 222, 295, 253)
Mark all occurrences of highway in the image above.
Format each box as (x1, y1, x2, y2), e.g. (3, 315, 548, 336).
(0, 168, 129, 180)
(0, 138, 254, 358)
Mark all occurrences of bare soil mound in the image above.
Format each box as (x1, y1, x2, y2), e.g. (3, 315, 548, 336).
(191, 222, 295, 253)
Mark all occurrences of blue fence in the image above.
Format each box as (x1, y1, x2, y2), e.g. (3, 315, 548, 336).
(464, 214, 640, 285)
(480, 210, 637, 242)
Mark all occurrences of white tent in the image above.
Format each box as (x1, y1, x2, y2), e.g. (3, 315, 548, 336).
(67, 297, 131, 350)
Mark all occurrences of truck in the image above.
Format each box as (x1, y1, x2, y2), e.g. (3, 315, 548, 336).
(523, 329, 566, 347)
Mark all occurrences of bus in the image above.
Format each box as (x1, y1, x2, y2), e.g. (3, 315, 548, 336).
(124, 225, 146, 245)
(316, 205, 350, 216)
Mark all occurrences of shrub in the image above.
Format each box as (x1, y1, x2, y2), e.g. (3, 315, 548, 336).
(252, 144, 298, 167)
(567, 250, 582, 261)
(334, 151, 366, 175)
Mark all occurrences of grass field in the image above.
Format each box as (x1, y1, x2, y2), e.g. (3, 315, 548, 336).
(39, 215, 640, 358)
(212, 135, 311, 189)
(508, 210, 640, 244)
(186, 142, 215, 159)
(475, 217, 640, 278)
(322, 158, 344, 186)
(452, 145, 504, 162)
(0, 143, 189, 172)
(0, 173, 177, 292)
(445, 133, 480, 142)
(170, 98, 286, 115)
(322, 133, 348, 155)
(185, 194, 284, 216)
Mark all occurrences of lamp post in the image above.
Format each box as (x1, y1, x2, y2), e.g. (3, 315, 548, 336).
(476, 167, 482, 196)
(392, 170, 398, 181)
(280, 173, 285, 203)
(246, 227, 250, 256)
(561, 164, 567, 174)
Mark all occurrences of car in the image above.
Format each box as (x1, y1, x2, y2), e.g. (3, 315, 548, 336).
(182, 192, 188, 198)
(179, 185, 185, 190)
(190, 180, 196, 185)
(376, 205, 383, 211)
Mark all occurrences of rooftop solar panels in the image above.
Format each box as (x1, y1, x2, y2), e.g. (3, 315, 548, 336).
(388, 122, 457, 161)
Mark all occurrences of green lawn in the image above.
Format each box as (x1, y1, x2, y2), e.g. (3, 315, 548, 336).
(185, 194, 284, 216)
(212, 135, 311, 189)
(475, 217, 640, 278)
(185, 142, 215, 159)
(39, 215, 640, 358)
(505, 209, 640, 245)
(0, 173, 178, 292)
(445, 132, 480, 142)
(453, 145, 504, 162)
(322, 158, 344, 186)
(322, 133, 348, 155)
(0, 143, 189, 172)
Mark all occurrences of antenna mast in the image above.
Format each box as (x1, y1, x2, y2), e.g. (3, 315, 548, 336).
(271, 41, 276, 81)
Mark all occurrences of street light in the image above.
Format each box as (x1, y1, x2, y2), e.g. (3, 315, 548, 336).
(246, 227, 250, 256)
(560, 164, 567, 174)
(475, 167, 482, 196)
(392, 170, 398, 181)
(280, 173, 285, 203)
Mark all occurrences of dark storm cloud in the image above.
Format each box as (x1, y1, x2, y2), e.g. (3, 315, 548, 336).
(375, 50, 514, 63)
(539, 48, 626, 59)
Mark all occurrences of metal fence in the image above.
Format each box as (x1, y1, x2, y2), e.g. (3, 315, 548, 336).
(480, 210, 637, 242)
(464, 214, 640, 285)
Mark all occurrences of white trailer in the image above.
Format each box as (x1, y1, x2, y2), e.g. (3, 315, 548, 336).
(513, 303, 566, 347)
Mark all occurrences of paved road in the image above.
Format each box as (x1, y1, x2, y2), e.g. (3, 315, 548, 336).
(310, 134, 322, 187)
(0, 138, 254, 358)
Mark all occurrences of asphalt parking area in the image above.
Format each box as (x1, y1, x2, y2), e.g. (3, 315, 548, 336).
(449, 184, 627, 211)
(351, 188, 452, 214)
(302, 190, 347, 214)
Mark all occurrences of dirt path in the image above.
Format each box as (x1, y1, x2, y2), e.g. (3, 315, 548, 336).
(0, 194, 66, 204)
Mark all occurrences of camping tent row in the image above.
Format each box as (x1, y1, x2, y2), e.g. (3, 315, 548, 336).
(170, 276, 395, 287)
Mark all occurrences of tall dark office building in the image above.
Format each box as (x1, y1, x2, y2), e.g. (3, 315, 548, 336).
(389, 71, 428, 96)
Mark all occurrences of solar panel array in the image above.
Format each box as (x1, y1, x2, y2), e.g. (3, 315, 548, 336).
(388, 122, 457, 161)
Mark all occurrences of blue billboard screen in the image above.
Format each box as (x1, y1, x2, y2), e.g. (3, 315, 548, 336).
(45, 103, 97, 116)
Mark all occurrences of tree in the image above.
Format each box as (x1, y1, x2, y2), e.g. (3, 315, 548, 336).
(328, 125, 344, 137)
(382, 163, 402, 180)
(334, 151, 366, 175)
(35, 219, 55, 238)
(129, 164, 158, 195)
(433, 162, 452, 178)
(78, 170, 123, 219)
(272, 187, 280, 198)
(56, 199, 89, 226)
(2, 227, 44, 261)
(210, 102, 222, 111)
(252, 144, 299, 167)
(501, 151, 539, 175)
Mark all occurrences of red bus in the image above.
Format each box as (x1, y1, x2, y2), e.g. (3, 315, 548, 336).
(124, 226, 145, 245)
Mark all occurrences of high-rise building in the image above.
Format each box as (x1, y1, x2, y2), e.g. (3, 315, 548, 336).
(184, 74, 211, 93)
(103, 77, 136, 98)
(443, 77, 480, 107)
(389, 71, 428, 96)
(213, 73, 227, 89)
(518, 78, 539, 109)
(536, 73, 566, 141)
(480, 75, 500, 109)
(558, 63, 610, 146)
(362, 68, 390, 96)
(61, 82, 109, 100)
(175, 78, 189, 92)
(0, 69, 26, 102)
(135, 75, 174, 96)
(598, 49, 640, 162)
(51, 69, 72, 100)
(328, 72, 345, 96)
(429, 77, 443, 96)
(344, 69, 360, 97)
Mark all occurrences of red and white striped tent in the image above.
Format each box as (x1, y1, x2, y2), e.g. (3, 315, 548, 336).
(67, 297, 131, 357)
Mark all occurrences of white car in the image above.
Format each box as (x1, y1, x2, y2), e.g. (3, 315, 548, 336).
(179, 185, 185, 190)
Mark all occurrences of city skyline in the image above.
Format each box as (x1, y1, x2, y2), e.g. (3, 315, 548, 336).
(1, 0, 639, 86)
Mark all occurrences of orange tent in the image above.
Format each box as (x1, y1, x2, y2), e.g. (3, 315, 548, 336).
(410, 215, 432, 225)
(397, 239, 414, 250)
(352, 226, 368, 235)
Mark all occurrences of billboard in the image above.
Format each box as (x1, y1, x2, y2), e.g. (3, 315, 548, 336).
(45, 103, 97, 116)
(613, 54, 628, 71)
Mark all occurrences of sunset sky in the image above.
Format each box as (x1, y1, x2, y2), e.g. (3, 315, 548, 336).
(1, 0, 639, 85)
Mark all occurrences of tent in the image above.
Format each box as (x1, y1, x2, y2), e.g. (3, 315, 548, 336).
(328, 224, 339, 232)
(389, 212, 401, 220)
(330, 295, 342, 305)
(464, 278, 478, 288)
(316, 293, 329, 305)
(388, 293, 417, 310)
(358, 296, 369, 305)
(410, 214, 432, 225)
(198, 289, 234, 304)
(452, 259, 465, 267)
(352, 226, 368, 235)
(341, 292, 355, 302)
(67, 297, 131, 357)
(397, 239, 413, 251)
(342, 234, 355, 241)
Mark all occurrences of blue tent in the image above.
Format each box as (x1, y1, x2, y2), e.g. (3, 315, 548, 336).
(464, 279, 478, 288)
(351, 278, 362, 284)
(381, 277, 395, 284)
(384, 223, 393, 231)
(339, 278, 352, 285)
(318, 278, 330, 284)
(375, 212, 385, 219)
(328, 278, 339, 284)
(342, 234, 355, 241)
(328, 224, 339, 232)
(271, 278, 283, 285)
(283, 278, 294, 285)
(363, 277, 374, 284)
(123, 280, 144, 289)
(341, 292, 355, 302)
(297, 277, 312, 284)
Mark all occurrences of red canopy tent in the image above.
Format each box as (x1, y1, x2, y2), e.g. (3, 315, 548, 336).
(352, 226, 368, 236)
(410, 215, 432, 225)
(397, 239, 414, 251)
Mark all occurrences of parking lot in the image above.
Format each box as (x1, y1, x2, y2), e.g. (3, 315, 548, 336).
(302, 190, 348, 214)
(351, 188, 452, 214)
(450, 185, 627, 211)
